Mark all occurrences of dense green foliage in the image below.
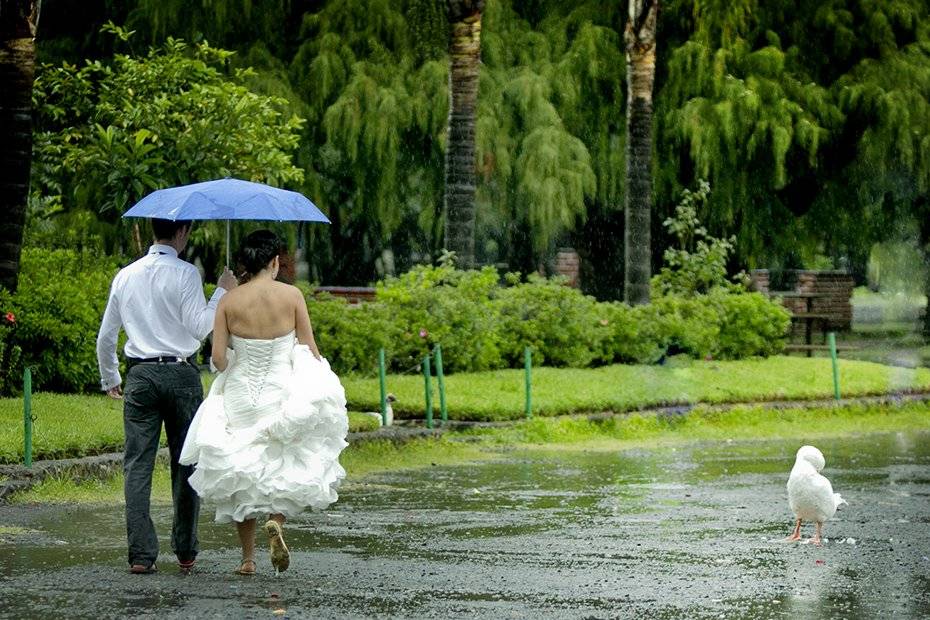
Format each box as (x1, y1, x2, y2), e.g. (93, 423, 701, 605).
(0, 248, 120, 395)
(28, 0, 930, 300)
(0, 239, 789, 396)
(30, 28, 304, 263)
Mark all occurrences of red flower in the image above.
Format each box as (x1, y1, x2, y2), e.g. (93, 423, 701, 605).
(3, 312, 13, 324)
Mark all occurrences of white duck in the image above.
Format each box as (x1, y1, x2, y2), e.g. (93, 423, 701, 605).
(786, 445, 847, 546)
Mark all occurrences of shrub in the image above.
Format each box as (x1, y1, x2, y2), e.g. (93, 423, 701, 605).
(0, 312, 22, 396)
(652, 294, 722, 359)
(0, 248, 120, 395)
(496, 274, 602, 368)
(375, 264, 503, 373)
(595, 302, 668, 364)
(307, 290, 399, 376)
(711, 290, 791, 358)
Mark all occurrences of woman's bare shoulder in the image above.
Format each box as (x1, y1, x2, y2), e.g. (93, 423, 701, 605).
(276, 282, 306, 300)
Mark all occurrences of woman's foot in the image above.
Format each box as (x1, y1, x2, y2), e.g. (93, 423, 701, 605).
(234, 559, 257, 576)
(265, 520, 290, 575)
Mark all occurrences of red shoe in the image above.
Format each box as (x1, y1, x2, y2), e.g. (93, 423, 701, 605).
(178, 558, 195, 575)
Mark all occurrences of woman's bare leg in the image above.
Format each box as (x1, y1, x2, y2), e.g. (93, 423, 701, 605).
(235, 519, 257, 573)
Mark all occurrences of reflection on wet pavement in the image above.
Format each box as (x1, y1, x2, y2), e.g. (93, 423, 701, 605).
(1, 432, 929, 619)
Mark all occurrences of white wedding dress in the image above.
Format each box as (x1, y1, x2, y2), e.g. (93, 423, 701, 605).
(179, 331, 349, 523)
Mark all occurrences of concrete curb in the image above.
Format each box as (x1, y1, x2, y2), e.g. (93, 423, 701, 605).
(2, 391, 929, 502)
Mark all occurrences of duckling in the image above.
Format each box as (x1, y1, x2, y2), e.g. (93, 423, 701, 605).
(265, 519, 290, 575)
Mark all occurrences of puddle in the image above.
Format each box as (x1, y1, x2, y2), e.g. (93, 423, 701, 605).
(1, 431, 929, 618)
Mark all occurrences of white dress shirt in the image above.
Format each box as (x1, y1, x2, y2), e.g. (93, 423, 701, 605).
(96, 244, 227, 390)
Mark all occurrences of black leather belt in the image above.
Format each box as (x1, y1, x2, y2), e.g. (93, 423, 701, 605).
(126, 355, 196, 369)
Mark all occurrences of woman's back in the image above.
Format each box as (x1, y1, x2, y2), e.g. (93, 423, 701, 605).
(224, 279, 298, 340)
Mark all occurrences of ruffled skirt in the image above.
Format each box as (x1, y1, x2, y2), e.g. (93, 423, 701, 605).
(179, 345, 349, 523)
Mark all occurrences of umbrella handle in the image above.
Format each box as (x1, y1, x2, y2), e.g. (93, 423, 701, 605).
(226, 220, 231, 268)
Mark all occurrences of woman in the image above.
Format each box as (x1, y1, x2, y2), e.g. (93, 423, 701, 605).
(180, 230, 348, 576)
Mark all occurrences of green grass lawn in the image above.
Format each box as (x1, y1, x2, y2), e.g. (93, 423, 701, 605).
(348, 355, 930, 421)
(12, 400, 930, 505)
(2, 355, 929, 464)
(0, 392, 378, 464)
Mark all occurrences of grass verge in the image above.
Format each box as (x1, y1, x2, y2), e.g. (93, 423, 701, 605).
(0, 392, 378, 464)
(10, 400, 929, 505)
(2, 356, 927, 463)
(346, 355, 930, 421)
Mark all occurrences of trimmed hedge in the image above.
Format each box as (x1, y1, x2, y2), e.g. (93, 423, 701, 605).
(313, 264, 791, 375)
(0, 251, 791, 395)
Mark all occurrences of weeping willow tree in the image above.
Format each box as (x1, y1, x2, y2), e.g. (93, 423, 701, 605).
(37, 0, 930, 304)
(0, 0, 40, 292)
(656, 0, 930, 284)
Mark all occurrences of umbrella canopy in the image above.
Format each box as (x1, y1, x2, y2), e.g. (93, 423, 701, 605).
(122, 178, 330, 223)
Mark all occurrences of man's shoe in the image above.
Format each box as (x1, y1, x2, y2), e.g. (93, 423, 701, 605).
(178, 558, 195, 575)
(129, 563, 157, 574)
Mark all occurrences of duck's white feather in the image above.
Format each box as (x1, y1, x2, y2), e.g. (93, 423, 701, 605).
(787, 445, 847, 523)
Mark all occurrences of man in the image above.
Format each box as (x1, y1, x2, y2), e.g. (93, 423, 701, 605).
(96, 218, 238, 575)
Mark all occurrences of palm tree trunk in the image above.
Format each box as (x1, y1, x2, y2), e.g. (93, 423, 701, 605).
(623, 0, 658, 305)
(0, 0, 40, 292)
(444, 0, 484, 270)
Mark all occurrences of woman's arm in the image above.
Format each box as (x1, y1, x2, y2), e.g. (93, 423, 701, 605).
(211, 297, 230, 371)
(294, 287, 321, 360)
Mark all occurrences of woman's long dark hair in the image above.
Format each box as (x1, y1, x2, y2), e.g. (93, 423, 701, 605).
(234, 230, 296, 283)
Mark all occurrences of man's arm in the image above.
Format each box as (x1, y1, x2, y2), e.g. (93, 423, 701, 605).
(96, 283, 123, 395)
(179, 268, 227, 340)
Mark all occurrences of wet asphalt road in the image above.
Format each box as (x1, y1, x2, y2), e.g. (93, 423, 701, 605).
(1, 431, 929, 619)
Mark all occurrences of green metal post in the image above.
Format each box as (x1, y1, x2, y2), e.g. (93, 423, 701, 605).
(828, 332, 841, 401)
(524, 347, 532, 419)
(423, 355, 433, 429)
(23, 367, 32, 468)
(378, 348, 388, 426)
(434, 344, 447, 425)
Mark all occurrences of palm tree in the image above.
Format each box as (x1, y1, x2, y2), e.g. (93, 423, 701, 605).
(444, 0, 484, 269)
(623, 0, 658, 305)
(0, 0, 40, 292)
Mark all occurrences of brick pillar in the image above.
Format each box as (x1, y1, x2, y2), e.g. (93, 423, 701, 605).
(555, 248, 581, 288)
(749, 269, 770, 294)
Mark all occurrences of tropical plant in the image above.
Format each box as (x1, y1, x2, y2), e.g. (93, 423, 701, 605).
(31, 25, 304, 260)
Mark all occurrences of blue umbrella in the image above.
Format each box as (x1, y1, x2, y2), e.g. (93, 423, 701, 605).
(123, 178, 329, 264)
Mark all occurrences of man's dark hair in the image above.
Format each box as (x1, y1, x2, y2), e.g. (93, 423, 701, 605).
(151, 218, 192, 241)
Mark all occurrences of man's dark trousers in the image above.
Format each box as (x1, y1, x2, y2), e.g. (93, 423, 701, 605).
(123, 362, 202, 567)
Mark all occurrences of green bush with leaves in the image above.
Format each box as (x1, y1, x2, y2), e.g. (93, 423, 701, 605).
(712, 290, 791, 359)
(1, 247, 789, 394)
(374, 263, 503, 373)
(307, 291, 399, 376)
(496, 273, 602, 368)
(594, 302, 668, 365)
(0, 249, 120, 395)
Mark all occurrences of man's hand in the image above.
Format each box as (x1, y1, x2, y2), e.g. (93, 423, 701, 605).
(218, 267, 238, 291)
(106, 386, 123, 400)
